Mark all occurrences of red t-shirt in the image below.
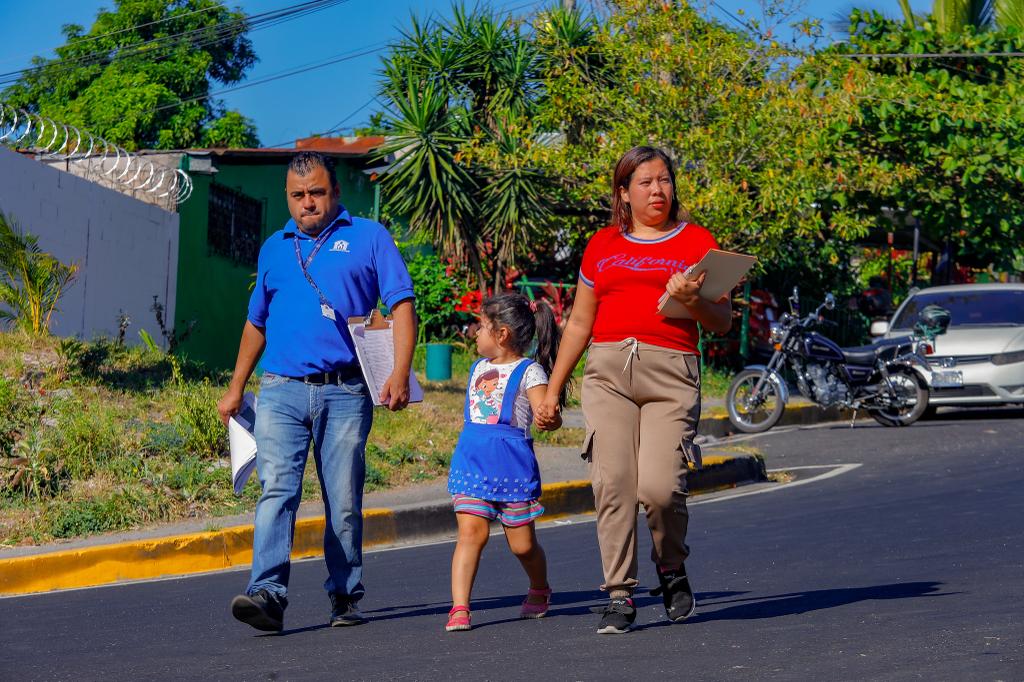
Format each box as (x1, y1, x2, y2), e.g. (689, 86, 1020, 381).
(579, 222, 720, 353)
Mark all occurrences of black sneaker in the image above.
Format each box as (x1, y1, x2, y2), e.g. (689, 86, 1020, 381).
(651, 564, 696, 622)
(329, 593, 367, 627)
(595, 597, 636, 634)
(231, 589, 286, 632)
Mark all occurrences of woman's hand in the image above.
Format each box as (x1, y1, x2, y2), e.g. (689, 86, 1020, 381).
(534, 389, 562, 431)
(666, 269, 706, 310)
(533, 408, 562, 431)
(667, 269, 732, 333)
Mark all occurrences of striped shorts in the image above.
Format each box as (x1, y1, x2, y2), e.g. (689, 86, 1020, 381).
(452, 494, 544, 527)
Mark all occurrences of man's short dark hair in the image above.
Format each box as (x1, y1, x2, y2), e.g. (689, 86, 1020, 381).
(288, 151, 338, 188)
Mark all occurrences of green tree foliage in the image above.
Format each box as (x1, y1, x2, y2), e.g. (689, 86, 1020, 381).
(0, 212, 78, 335)
(819, 10, 1024, 272)
(2, 0, 259, 150)
(200, 110, 259, 148)
(532, 0, 903, 293)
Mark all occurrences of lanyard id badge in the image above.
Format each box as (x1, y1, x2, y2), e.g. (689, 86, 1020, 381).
(293, 230, 337, 320)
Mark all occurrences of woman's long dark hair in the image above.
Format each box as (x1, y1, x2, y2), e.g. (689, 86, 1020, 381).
(480, 292, 569, 407)
(610, 145, 689, 233)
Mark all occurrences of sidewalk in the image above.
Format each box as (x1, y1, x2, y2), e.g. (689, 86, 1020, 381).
(0, 398, 837, 597)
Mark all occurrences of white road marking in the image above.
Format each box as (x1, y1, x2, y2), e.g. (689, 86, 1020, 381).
(689, 463, 862, 506)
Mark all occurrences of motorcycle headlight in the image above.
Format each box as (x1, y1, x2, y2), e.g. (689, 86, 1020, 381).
(769, 322, 785, 345)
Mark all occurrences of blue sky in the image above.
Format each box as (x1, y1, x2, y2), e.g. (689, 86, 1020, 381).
(0, 1, 930, 148)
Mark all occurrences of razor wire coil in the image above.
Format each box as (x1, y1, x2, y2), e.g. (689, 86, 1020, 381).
(0, 103, 192, 204)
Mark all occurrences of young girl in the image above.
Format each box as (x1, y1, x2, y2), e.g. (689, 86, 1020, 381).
(444, 292, 567, 632)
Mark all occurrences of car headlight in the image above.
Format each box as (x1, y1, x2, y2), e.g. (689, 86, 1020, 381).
(992, 349, 1024, 365)
(769, 323, 785, 345)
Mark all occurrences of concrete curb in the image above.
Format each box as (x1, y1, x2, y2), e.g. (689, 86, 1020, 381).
(698, 404, 850, 438)
(0, 454, 766, 597)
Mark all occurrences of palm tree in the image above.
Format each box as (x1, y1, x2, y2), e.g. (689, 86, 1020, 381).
(0, 212, 78, 335)
(377, 4, 554, 295)
(897, 0, 1024, 32)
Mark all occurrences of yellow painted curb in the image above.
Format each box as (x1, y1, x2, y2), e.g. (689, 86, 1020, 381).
(0, 509, 394, 597)
(0, 455, 765, 597)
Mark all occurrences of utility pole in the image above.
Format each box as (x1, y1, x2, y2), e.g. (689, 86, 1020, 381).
(563, 0, 575, 10)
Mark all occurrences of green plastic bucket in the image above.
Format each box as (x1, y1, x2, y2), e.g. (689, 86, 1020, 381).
(425, 343, 453, 381)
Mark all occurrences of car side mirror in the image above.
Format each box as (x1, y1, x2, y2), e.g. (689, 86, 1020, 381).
(870, 320, 889, 336)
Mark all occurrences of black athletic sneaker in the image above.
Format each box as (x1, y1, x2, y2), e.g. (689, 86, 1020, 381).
(595, 597, 637, 634)
(231, 589, 287, 632)
(651, 564, 696, 622)
(329, 593, 367, 627)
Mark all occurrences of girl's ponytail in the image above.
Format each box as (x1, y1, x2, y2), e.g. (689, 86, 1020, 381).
(532, 300, 569, 408)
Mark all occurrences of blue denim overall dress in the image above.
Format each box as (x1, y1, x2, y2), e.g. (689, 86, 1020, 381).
(446, 358, 542, 502)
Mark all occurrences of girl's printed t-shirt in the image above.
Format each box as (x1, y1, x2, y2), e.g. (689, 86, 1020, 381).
(579, 222, 719, 353)
(468, 358, 548, 431)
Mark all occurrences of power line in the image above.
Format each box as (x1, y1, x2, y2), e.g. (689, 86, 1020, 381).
(0, 3, 223, 66)
(0, 0, 353, 86)
(261, 95, 380, 149)
(149, 43, 386, 114)
(64, 3, 223, 48)
(324, 97, 379, 135)
(0, 0, 352, 84)
(708, 0, 761, 37)
(834, 51, 1024, 59)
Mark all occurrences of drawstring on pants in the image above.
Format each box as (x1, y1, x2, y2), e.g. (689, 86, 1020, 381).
(621, 337, 640, 373)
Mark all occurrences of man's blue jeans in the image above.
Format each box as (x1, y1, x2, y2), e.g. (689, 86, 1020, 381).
(248, 372, 373, 601)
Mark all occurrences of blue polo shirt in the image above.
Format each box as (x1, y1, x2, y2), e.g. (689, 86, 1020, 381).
(247, 208, 415, 377)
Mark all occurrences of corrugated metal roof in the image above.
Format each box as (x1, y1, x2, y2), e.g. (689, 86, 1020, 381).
(143, 137, 385, 158)
(295, 135, 386, 155)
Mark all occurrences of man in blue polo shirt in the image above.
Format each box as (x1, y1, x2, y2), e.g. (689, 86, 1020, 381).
(217, 151, 416, 632)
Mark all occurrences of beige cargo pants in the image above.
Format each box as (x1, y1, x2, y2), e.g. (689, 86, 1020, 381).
(581, 340, 702, 597)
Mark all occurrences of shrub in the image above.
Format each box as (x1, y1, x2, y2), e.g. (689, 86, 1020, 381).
(0, 376, 40, 457)
(405, 250, 461, 343)
(44, 486, 166, 539)
(2, 433, 61, 500)
(174, 379, 227, 459)
(0, 212, 78, 335)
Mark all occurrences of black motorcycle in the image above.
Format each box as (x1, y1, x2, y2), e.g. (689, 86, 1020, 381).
(726, 288, 951, 433)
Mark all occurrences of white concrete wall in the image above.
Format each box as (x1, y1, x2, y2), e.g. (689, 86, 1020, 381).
(0, 147, 179, 344)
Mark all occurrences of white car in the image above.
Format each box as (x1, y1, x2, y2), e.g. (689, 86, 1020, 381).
(873, 283, 1024, 408)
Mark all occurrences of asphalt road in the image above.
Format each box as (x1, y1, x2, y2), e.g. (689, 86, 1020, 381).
(3, 408, 1022, 681)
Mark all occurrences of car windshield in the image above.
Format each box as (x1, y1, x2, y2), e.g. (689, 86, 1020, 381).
(891, 289, 1024, 330)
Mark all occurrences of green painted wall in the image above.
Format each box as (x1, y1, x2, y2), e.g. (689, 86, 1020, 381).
(174, 156, 378, 370)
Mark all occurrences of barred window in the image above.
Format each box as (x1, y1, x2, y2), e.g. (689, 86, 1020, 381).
(207, 183, 264, 266)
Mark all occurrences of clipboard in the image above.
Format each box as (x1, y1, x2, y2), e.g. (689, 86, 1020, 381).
(228, 392, 258, 495)
(346, 309, 423, 407)
(657, 249, 757, 319)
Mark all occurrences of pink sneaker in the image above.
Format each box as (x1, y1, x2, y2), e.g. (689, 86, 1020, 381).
(519, 587, 552, 619)
(445, 605, 471, 632)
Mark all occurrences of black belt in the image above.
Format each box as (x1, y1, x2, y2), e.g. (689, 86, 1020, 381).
(294, 365, 361, 385)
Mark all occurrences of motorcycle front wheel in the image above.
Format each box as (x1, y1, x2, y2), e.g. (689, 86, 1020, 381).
(726, 369, 786, 433)
(867, 369, 929, 427)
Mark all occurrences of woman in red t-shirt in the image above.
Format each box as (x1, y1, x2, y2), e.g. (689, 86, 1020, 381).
(539, 146, 731, 634)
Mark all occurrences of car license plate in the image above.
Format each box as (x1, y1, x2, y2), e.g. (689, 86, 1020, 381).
(931, 370, 963, 388)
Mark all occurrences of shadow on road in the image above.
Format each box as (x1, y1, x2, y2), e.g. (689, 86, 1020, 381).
(355, 589, 749, 628)
(637, 581, 952, 628)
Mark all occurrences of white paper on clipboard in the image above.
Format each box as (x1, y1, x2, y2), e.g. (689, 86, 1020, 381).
(228, 391, 258, 495)
(657, 249, 757, 319)
(347, 310, 423, 407)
